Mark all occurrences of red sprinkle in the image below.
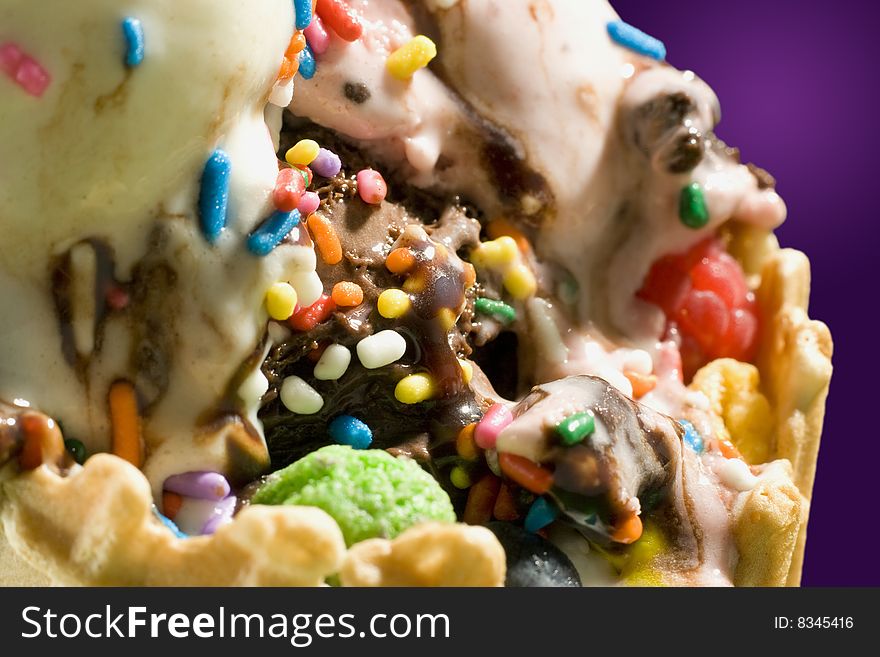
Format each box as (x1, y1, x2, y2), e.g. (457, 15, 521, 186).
(273, 167, 306, 212)
(316, 0, 363, 42)
(105, 285, 130, 311)
(289, 294, 336, 331)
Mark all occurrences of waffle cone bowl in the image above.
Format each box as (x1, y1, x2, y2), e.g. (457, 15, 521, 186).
(0, 0, 831, 587)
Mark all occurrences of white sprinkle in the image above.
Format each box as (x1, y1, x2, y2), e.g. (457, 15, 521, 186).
(356, 330, 407, 369)
(314, 344, 352, 381)
(238, 366, 269, 407)
(280, 375, 324, 415)
(717, 458, 759, 492)
(290, 270, 323, 307)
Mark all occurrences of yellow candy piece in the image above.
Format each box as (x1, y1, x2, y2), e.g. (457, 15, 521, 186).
(503, 263, 537, 299)
(265, 282, 298, 321)
(458, 359, 473, 384)
(472, 236, 519, 269)
(690, 358, 774, 464)
(450, 465, 472, 490)
(386, 35, 437, 81)
(377, 288, 411, 319)
(395, 373, 436, 405)
(285, 139, 320, 166)
(402, 272, 426, 294)
(436, 308, 457, 331)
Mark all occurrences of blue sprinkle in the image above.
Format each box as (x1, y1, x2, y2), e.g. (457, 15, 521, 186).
(293, 0, 313, 31)
(524, 497, 559, 533)
(121, 17, 145, 68)
(152, 506, 188, 539)
(678, 419, 704, 454)
(329, 415, 373, 450)
(299, 44, 317, 80)
(247, 209, 301, 256)
(198, 149, 232, 244)
(606, 20, 666, 61)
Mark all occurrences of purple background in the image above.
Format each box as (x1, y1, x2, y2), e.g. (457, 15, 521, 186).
(615, 0, 878, 585)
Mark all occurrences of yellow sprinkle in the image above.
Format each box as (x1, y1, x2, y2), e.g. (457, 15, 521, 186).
(436, 308, 457, 331)
(504, 263, 537, 299)
(285, 139, 320, 166)
(265, 282, 298, 320)
(386, 35, 437, 81)
(458, 359, 473, 384)
(394, 373, 436, 405)
(377, 288, 411, 319)
(450, 465, 472, 489)
(495, 236, 519, 265)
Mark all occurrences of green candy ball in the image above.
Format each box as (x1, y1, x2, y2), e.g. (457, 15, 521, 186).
(252, 445, 455, 546)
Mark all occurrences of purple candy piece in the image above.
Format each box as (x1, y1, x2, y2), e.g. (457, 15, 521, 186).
(163, 471, 230, 500)
(200, 495, 237, 535)
(310, 148, 341, 178)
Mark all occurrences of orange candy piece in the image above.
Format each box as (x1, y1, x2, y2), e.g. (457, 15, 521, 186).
(487, 218, 530, 253)
(624, 371, 657, 399)
(493, 482, 520, 521)
(307, 213, 343, 265)
(331, 281, 364, 307)
(108, 380, 143, 468)
(498, 452, 553, 495)
(162, 491, 183, 520)
(455, 423, 479, 461)
(611, 514, 643, 545)
(463, 473, 501, 525)
(385, 247, 415, 274)
(286, 32, 307, 57)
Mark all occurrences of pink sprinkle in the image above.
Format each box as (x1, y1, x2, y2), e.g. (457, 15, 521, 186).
(304, 14, 331, 55)
(297, 191, 321, 216)
(105, 285, 130, 311)
(474, 403, 513, 450)
(0, 42, 50, 97)
(356, 169, 387, 205)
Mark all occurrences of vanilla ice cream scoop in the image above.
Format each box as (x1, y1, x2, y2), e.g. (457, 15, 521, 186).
(0, 0, 313, 493)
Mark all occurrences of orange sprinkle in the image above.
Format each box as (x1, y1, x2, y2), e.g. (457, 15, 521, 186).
(624, 371, 657, 399)
(493, 482, 520, 521)
(331, 281, 364, 307)
(456, 423, 479, 461)
(487, 217, 530, 253)
(498, 452, 553, 495)
(285, 32, 307, 57)
(385, 247, 415, 274)
(278, 56, 299, 81)
(162, 491, 183, 520)
(463, 473, 500, 525)
(307, 213, 342, 265)
(611, 514, 643, 545)
(718, 437, 743, 460)
(17, 413, 65, 471)
(109, 380, 143, 468)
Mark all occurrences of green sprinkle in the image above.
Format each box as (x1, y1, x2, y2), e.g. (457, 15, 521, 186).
(679, 182, 709, 228)
(475, 297, 516, 324)
(64, 438, 87, 465)
(555, 411, 595, 446)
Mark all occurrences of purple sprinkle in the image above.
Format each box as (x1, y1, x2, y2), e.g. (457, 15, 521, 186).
(297, 191, 321, 216)
(200, 495, 237, 535)
(163, 471, 230, 501)
(310, 148, 342, 178)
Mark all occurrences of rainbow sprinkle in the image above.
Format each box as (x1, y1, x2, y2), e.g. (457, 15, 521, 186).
(121, 17, 145, 68)
(606, 20, 666, 61)
(198, 149, 232, 244)
(293, 0, 313, 31)
(247, 210, 301, 256)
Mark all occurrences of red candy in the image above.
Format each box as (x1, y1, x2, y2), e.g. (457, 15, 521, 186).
(273, 167, 306, 212)
(289, 294, 336, 331)
(638, 238, 758, 380)
(316, 0, 363, 42)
